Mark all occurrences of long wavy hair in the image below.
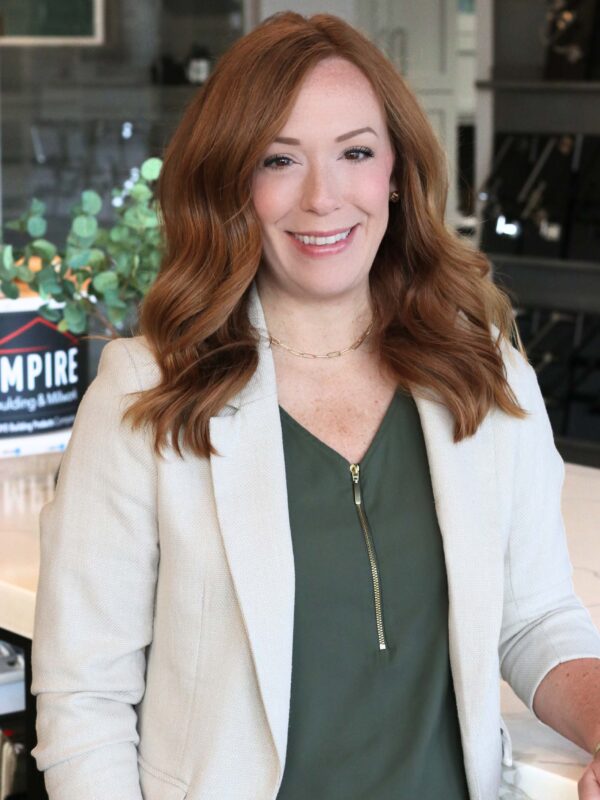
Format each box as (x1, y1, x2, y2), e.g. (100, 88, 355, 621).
(125, 10, 529, 458)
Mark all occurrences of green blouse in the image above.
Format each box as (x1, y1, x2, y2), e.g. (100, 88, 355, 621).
(275, 389, 471, 799)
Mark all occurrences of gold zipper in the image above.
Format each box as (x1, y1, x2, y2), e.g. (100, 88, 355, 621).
(349, 463, 388, 651)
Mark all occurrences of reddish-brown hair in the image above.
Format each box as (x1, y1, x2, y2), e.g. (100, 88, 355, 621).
(125, 11, 528, 457)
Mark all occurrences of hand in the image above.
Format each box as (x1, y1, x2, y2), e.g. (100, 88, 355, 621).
(579, 752, 600, 799)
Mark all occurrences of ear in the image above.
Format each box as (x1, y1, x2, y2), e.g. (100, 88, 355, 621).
(389, 173, 398, 193)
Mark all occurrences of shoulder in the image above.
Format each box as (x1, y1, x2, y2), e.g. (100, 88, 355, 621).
(96, 335, 160, 393)
(489, 321, 537, 412)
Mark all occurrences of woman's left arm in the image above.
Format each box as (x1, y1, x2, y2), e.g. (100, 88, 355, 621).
(534, 657, 600, 755)
(533, 658, 600, 797)
(497, 346, 600, 799)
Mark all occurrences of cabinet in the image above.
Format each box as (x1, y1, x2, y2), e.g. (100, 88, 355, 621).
(475, 0, 600, 465)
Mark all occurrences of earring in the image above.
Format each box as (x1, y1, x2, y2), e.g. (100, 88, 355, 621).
(389, 191, 400, 203)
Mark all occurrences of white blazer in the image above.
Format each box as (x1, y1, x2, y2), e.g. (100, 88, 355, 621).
(31, 281, 600, 800)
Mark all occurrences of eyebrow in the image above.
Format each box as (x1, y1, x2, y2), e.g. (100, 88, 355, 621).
(273, 126, 378, 145)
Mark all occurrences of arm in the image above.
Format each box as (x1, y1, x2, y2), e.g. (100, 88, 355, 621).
(533, 658, 600, 755)
(498, 351, 600, 734)
(30, 339, 159, 800)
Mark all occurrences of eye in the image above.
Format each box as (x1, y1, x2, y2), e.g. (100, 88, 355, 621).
(262, 154, 294, 170)
(344, 145, 375, 161)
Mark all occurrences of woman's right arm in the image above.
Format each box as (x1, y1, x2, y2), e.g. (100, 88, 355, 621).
(30, 338, 159, 800)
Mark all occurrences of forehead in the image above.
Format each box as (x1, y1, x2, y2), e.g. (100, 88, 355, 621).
(278, 58, 387, 135)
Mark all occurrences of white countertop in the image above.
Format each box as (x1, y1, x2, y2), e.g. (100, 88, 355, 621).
(1, 451, 599, 798)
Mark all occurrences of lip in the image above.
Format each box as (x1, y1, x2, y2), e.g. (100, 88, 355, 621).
(286, 223, 359, 257)
(288, 226, 356, 237)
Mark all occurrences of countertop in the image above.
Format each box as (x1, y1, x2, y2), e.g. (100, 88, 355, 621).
(1, 451, 599, 799)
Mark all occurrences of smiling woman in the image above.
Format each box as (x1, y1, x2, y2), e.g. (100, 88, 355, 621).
(30, 10, 600, 800)
(251, 58, 397, 304)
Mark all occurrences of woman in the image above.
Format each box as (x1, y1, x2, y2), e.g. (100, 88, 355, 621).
(31, 11, 600, 800)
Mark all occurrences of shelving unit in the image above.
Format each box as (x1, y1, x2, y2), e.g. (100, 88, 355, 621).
(475, 0, 600, 466)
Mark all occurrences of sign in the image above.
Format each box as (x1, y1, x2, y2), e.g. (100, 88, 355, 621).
(0, 0, 104, 46)
(0, 298, 87, 457)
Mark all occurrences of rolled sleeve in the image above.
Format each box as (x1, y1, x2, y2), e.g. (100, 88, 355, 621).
(498, 355, 600, 716)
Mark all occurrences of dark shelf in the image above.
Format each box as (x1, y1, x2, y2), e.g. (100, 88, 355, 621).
(555, 436, 600, 469)
(488, 253, 600, 315)
(477, 79, 600, 92)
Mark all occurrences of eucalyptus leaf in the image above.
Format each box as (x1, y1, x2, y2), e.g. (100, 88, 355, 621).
(123, 206, 144, 229)
(30, 198, 47, 216)
(142, 208, 159, 228)
(27, 216, 47, 238)
(3, 245, 14, 270)
(15, 265, 35, 283)
(72, 215, 98, 239)
(115, 252, 132, 276)
(88, 248, 106, 268)
(103, 288, 128, 308)
(135, 270, 155, 292)
(38, 305, 63, 323)
(92, 271, 119, 293)
(67, 249, 92, 269)
(31, 239, 57, 260)
(109, 226, 129, 243)
(38, 275, 62, 296)
(1, 280, 19, 299)
(82, 190, 103, 215)
(140, 157, 162, 182)
(130, 183, 153, 202)
(64, 302, 88, 334)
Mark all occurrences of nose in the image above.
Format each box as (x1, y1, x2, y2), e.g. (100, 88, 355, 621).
(299, 163, 341, 215)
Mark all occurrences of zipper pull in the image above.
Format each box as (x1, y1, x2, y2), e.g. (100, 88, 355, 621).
(349, 463, 361, 505)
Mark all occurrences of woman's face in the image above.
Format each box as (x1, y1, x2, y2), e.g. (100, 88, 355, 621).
(251, 57, 397, 302)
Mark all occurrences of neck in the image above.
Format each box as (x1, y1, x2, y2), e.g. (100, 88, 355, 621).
(255, 273, 374, 358)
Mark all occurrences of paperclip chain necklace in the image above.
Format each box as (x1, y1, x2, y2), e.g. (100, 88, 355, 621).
(266, 320, 374, 359)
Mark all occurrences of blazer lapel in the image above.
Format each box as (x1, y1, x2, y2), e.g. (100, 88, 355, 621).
(209, 282, 295, 780)
(413, 390, 500, 799)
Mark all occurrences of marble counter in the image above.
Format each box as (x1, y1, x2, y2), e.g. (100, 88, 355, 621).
(0, 452, 599, 798)
(0, 452, 61, 638)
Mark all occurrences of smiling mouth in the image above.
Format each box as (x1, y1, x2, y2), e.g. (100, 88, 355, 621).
(288, 225, 357, 245)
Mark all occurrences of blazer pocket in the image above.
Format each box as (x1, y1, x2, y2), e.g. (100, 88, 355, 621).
(499, 716, 513, 768)
(138, 754, 188, 800)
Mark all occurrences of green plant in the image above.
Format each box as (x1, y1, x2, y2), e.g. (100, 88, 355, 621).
(0, 157, 164, 337)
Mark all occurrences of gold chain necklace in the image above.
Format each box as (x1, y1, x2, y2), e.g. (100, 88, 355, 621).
(266, 320, 374, 359)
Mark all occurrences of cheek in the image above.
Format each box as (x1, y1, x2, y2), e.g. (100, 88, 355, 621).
(364, 161, 395, 205)
(251, 175, 294, 227)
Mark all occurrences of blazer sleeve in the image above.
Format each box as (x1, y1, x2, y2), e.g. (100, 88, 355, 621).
(498, 348, 600, 716)
(30, 338, 158, 800)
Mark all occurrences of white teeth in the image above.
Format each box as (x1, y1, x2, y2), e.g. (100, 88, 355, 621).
(293, 228, 352, 246)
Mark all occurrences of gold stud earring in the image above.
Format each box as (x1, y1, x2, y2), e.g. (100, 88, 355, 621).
(389, 191, 400, 203)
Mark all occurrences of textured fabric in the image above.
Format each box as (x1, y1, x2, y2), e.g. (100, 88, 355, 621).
(276, 391, 470, 799)
(30, 281, 600, 800)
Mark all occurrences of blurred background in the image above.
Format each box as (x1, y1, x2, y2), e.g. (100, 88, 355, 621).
(1, 0, 599, 467)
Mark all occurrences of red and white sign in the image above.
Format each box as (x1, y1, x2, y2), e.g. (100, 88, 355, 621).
(0, 298, 86, 457)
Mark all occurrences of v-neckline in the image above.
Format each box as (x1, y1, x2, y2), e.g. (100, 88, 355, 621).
(278, 390, 399, 469)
